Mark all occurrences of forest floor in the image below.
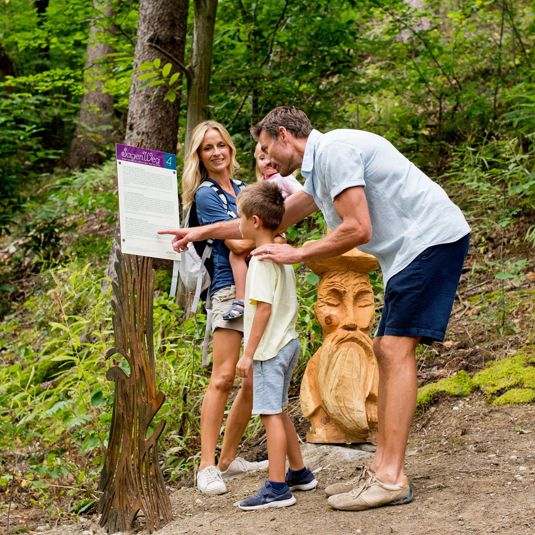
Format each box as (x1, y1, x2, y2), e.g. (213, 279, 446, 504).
(27, 394, 534, 535)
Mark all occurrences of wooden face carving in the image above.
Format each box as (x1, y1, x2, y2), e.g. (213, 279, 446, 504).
(315, 271, 375, 336)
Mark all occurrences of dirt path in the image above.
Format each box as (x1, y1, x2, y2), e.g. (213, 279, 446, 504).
(46, 394, 534, 535)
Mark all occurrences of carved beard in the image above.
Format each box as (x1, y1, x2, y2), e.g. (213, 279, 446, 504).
(316, 330, 378, 433)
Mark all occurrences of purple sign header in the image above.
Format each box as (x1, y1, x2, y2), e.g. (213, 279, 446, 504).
(116, 143, 176, 170)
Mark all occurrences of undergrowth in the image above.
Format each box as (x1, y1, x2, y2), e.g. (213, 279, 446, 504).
(0, 162, 328, 518)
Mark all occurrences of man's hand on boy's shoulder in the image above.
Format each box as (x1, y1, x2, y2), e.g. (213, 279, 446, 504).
(251, 243, 303, 264)
(236, 354, 253, 378)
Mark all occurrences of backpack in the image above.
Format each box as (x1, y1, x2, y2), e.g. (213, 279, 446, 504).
(170, 178, 246, 314)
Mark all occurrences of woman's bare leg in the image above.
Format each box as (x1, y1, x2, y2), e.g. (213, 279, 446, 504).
(218, 368, 253, 470)
(199, 328, 243, 470)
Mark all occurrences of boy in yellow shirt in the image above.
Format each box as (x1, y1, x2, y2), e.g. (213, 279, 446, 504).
(234, 181, 317, 510)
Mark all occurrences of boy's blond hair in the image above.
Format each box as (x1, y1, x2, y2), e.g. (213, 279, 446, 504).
(237, 181, 285, 231)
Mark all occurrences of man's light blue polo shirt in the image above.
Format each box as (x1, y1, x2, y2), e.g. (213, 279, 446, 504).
(301, 129, 470, 286)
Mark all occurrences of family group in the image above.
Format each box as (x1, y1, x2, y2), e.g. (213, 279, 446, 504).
(161, 106, 470, 513)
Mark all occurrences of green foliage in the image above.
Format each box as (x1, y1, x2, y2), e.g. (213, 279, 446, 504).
(445, 135, 535, 243)
(0, 86, 74, 233)
(468, 288, 534, 337)
(138, 58, 182, 104)
(0, 0, 136, 234)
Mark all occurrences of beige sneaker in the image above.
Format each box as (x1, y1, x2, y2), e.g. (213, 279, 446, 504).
(327, 472, 413, 511)
(220, 456, 269, 480)
(324, 466, 371, 497)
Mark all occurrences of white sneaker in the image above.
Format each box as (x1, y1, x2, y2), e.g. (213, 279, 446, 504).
(196, 466, 227, 495)
(220, 456, 269, 480)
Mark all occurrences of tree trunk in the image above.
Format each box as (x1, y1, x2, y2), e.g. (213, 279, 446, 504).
(34, 0, 50, 68)
(0, 43, 15, 79)
(126, 0, 188, 153)
(99, 0, 188, 532)
(99, 246, 170, 533)
(185, 0, 218, 148)
(68, 0, 116, 170)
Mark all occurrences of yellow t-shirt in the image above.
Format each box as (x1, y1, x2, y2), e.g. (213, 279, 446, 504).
(244, 257, 298, 361)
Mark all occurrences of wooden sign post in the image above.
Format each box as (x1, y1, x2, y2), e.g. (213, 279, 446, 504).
(98, 248, 172, 532)
(99, 145, 180, 532)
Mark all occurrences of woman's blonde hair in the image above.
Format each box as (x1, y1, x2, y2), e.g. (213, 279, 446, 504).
(254, 142, 264, 182)
(182, 121, 240, 210)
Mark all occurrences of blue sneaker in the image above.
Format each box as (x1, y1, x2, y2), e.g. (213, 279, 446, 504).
(235, 481, 296, 511)
(285, 467, 318, 491)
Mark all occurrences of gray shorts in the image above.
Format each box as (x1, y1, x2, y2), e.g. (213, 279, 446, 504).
(210, 285, 244, 334)
(252, 338, 300, 415)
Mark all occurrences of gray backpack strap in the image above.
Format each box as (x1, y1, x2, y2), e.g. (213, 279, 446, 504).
(170, 204, 192, 298)
(201, 305, 213, 367)
(190, 244, 212, 313)
(170, 260, 180, 298)
(200, 179, 245, 219)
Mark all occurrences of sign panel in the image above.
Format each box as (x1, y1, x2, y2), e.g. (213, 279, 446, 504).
(116, 144, 180, 260)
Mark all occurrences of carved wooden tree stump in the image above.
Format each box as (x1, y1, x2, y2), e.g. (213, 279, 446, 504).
(98, 245, 172, 533)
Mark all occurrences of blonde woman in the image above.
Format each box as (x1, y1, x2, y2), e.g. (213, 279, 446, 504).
(182, 121, 267, 495)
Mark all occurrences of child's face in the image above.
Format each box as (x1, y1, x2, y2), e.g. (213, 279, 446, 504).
(238, 213, 256, 239)
(255, 144, 277, 179)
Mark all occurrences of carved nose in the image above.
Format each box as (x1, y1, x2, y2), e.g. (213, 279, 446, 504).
(342, 322, 357, 331)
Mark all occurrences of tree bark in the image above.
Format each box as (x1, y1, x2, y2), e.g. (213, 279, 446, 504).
(0, 43, 14, 79)
(68, 0, 116, 170)
(126, 0, 188, 153)
(99, 247, 171, 533)
(185, 0, 218, 148)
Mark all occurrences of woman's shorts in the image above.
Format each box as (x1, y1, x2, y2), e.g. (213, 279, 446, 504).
(210, 285, 244, 334)
(252, 338, 300, 415)
(376, 234, 470, 345)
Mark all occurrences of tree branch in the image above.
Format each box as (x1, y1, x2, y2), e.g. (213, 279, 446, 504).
(147, 40, 192, 83)
(371, 0, 462, 93)
(260, 0, 290, 68)
(504, 0, 528, 58)
(228, 92, 250, 127)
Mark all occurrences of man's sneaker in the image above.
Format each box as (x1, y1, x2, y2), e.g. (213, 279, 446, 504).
(235, 481, 296, 511)
(285, 467, 318, 491)
(220, 456, 269, 480)
(324, 466, 371, 497)
(327, 472, 413, 511)
(196, 466, 227, 495)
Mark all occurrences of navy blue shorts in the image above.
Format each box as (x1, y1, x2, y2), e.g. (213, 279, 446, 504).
(376, 234, 470, 345)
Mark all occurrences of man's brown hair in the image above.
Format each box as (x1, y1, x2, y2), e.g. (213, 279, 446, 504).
(251, 106, 313, 140)
(237, 181, 285, 231)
